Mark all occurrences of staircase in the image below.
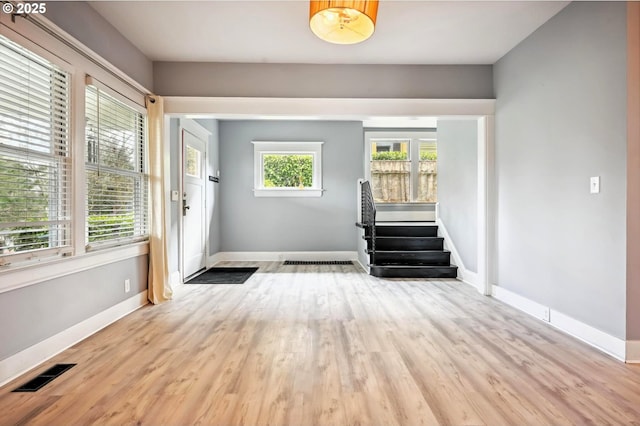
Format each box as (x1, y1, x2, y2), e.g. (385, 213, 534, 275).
(357, 181, 458, 279)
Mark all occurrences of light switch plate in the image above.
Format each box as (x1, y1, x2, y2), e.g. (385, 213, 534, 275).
(171, 190, 180, 201)
(590, 176, 600, 194)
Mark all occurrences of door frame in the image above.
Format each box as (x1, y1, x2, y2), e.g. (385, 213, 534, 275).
(178, 118, 211, 283)
(165, 97, 494, 295)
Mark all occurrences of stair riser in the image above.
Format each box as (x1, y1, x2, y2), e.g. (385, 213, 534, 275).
(370, 239, 444, 251)
(370, 266, 458, 279)
(373, 252, 451, 266)
(375, 226, 438, 237)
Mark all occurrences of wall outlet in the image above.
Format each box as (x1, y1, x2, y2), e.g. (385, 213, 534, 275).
(543, 307, 551, 322)
(124, 279, 131, 293)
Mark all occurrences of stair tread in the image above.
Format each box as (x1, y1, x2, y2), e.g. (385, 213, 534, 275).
(372, 264, 457, 269)
(364, 236, 443, 240)
(376, 221, 436, 225)
(370, 264, 458, 278)
(373, 249, 451, 253)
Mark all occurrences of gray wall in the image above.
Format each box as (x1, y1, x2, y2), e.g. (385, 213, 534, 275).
(437, 120, 478, 273)
(0, 255, 148, 360)
(219, 120, 363, 252)
(493, 2, 627, 338)
(154, 63, 493, 99)
(45, 2, 153, 90)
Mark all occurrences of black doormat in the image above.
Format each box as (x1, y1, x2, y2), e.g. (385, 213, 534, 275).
(185, 267, 258, 284)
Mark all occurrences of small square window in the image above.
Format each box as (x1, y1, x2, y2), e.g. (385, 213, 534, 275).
(185, 145, 201, 178)
(252, 141, 324, 197)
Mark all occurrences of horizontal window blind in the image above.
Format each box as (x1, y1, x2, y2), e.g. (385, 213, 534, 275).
(85, 85, 148, 247)
(0, 35, 71, 262)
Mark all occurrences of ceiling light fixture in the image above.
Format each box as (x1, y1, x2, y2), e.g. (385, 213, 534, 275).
(309, 1, 379, 45)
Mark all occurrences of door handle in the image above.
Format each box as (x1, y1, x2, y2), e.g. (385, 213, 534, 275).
(183, 200, 190, 216)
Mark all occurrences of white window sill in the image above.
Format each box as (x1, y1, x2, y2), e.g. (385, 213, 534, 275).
(253, 188, 324, 198)
(0, 242, 149, 295)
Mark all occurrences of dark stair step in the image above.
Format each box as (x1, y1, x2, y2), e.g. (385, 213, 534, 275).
(365, 236, 444, 251)
(375, 225, 438, 237)
(370, 264, 458, 279)
(371, 250, 451, 266)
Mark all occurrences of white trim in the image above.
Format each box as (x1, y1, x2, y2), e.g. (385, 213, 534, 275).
(253, 188, 324, 197)
(492, 285, 551, 321)
(436, 218, 481, 291)
(354, 258, 369, 273)
(491, 285, 627, 361)
(180, 118, 212, 139)
(627, 341, 640, 363)
(213, 251, 358, 262)
(0, 290, 148, 387)
(170, 270, 182, 289)
(252, 141, 324, 196)
(363, 130, 437, 205)
(178, 119, 210, 283)
(477, 117, 490, 296)
(165, 97, 496, 118)
(0, 243, 149, 294)
(207, 252, 225, 268)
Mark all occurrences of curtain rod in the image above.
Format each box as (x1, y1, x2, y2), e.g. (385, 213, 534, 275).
(11, 9, 150, 99)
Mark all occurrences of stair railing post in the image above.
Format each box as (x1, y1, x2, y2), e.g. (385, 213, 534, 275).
(361, 180, 377, 266)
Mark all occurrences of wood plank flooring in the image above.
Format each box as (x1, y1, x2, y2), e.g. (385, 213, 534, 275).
(1, 261, 640, 425)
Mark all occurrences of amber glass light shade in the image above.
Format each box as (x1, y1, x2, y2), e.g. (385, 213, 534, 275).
(309, 1, 378, 44)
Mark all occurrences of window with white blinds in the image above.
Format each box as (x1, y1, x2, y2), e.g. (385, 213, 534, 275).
(0, 35, 71, 263)
(85, 85, 148, 247)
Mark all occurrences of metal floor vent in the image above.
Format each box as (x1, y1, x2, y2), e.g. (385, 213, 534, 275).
(283, 260, 353, 265)
(13, 364, 76, 392)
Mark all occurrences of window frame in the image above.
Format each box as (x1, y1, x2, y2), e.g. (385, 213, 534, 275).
(0, 15, 150, 292)
(84, 82, 149, 250)
(0, 34, 73, 266)
(252, 141, 324, 197)
(365, 131, 437, 204)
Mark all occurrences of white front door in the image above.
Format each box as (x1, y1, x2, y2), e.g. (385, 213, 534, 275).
(182, 128, 206, 278)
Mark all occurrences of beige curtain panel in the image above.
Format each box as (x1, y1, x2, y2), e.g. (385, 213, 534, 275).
(146, 95, 173, 304)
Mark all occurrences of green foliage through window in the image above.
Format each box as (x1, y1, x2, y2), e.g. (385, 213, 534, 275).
(88, 213, 134, 242)
(420, 151, 437, 161)
(371, 151, 408, 161)
(263, 154, 313, 188)
(0, 156, 53, 252)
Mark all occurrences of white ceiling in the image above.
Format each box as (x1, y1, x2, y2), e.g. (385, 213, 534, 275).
(89, 1, 569, 65)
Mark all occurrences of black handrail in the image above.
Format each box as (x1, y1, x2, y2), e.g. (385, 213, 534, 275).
(360, 180, 377, 265)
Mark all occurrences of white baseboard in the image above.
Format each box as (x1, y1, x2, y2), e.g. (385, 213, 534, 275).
(626, 340, 640, 363)
(491, 285, 626, 361)
(436, 219, 482, 292)
(207, 252, 225, 267)
(354, 258, 369, 273)
(491, 285, 548, 319)
(170, 270, 182, 288)
(212, 251, 358, 262)
(0, 290, 148, 387)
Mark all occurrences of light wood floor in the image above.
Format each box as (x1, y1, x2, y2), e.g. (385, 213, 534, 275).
(2, 262, 640, 425)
